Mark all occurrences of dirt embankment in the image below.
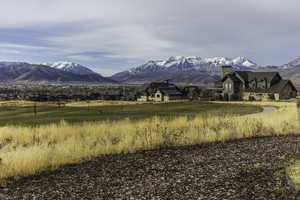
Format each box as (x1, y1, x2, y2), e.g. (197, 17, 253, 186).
(1, 136, 300, 200)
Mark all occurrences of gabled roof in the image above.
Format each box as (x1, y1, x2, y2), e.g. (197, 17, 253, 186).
(148, 82, 176, 88)
(268, 80, 297, 93)
(245, 79, 297, 93)
(222, 73, 242, 83)
(140, 91, 149, 96)
(235, 71, 251, 82)
(144, 81, 183, 96)
(146, 81, 180, 90)
(159, 88, 183, 96)
(235, 71, 280, 83)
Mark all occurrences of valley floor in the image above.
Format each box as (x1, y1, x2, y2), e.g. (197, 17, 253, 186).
(0, 101, 261, 126)
(1, 136, 300, 200)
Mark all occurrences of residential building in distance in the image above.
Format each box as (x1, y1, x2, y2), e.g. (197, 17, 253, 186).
(137, 80, 185, 102)
(217, 66, 297, 101)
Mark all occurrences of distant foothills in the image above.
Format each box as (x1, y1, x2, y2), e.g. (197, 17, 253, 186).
(0, 57, 300, 87)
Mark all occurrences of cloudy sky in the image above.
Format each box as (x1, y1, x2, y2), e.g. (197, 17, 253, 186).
(0, 0, 299, 75)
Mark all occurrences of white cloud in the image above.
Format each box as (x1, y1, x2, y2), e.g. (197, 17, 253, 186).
(66, 55, 100, 62)
(0, 43, 52, 51)
(0, 49, 20, 54)
(0, 0, 300, 71)
(0, 1, 125, 28)
(47, 24, 176, 60)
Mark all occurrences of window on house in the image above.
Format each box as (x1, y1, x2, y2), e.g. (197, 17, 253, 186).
(250, 79, 257, 89)
(224, 83, 228, 90)
(156, 94, 160, 98)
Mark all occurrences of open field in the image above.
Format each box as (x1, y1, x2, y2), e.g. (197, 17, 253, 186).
(286, 160, 300, 189)
(0, 100, 261, 126)
(0, 100, 298, 185)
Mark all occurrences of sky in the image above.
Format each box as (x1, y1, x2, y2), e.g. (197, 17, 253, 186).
(0, 0, 299, 76)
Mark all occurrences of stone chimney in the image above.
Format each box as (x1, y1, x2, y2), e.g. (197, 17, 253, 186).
(222, 65, 233, 78)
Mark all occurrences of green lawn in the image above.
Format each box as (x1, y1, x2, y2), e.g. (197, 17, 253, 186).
(0, 101, 262, 126)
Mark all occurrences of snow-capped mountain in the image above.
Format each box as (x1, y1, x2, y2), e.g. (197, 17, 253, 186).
(129, 56, 257, 73)
(43, 61, 98, 75)
(280, 58, 300, 69)
(0, 61, 116, 83)
(111, 56, 258, 83)
(274, 58, 300, 87)
(2, 57, 300, 86)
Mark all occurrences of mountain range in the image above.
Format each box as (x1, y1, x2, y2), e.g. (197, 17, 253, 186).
(0, 62, 115, 83)
(110, 56, 300, 86)
(110, 56, 256, 85)
(1, 57, 300, 86)
(262, 58, 300, 86)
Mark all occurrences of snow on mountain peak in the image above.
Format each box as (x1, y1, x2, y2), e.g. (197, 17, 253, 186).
(42, 61, 98, 75)
(163, 56, 257, 68)
(126, 56, 258, 75)
(232, 56, 256, 67)
(282, 58, 300, 68)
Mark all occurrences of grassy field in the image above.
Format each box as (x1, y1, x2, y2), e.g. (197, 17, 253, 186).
(0, 100, 298, 184)
(0, 100, 262, 126)
(286, 161, 300, 188)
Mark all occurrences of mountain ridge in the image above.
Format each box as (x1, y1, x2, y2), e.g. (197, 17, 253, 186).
(42, 61, 98, 76)
(110, 56, 259, 84)
(1, 57, 300, 86)
(110, 56, 300, 86)
(0, 62, 116, 83)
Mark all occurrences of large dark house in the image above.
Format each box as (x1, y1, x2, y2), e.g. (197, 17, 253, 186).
(137, 81, 185, 102)
(216, 66, 297, 101)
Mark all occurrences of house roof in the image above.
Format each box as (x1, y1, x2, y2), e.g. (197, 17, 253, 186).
(148, 82, 176, 88)
(245, 79, 297, 93)
(268, 79, 297, 93)
(222, 73, 242, 83)
(145, 82, 179, 91)
(235, 71, 251, 82)
(159, 88, 183, 96)
(145, 81, 182, 96)
(140, 91, 148, 96)
(235, 71, 280, 83)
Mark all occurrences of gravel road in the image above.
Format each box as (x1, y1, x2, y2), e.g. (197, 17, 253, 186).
(1, 136, 300, 200)
(245, 106, 277, 116)
(261, 106, 277, 114)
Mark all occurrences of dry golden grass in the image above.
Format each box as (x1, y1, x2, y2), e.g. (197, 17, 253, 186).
(286, 160, 300, 187)
(0, 100, 49, 107)
(0, 101, 298, 184)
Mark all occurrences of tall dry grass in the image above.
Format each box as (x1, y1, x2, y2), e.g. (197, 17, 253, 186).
(0, 101, 298, 183)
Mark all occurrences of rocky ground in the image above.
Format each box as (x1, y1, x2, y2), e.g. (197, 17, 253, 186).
(1, 136, 300, 199)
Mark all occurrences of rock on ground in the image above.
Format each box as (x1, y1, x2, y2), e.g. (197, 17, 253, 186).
(1, 136, 300, 199)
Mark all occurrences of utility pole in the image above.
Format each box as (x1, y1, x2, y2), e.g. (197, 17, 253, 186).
(123, 85, 126, 100)
(33, 102, 37, 118)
